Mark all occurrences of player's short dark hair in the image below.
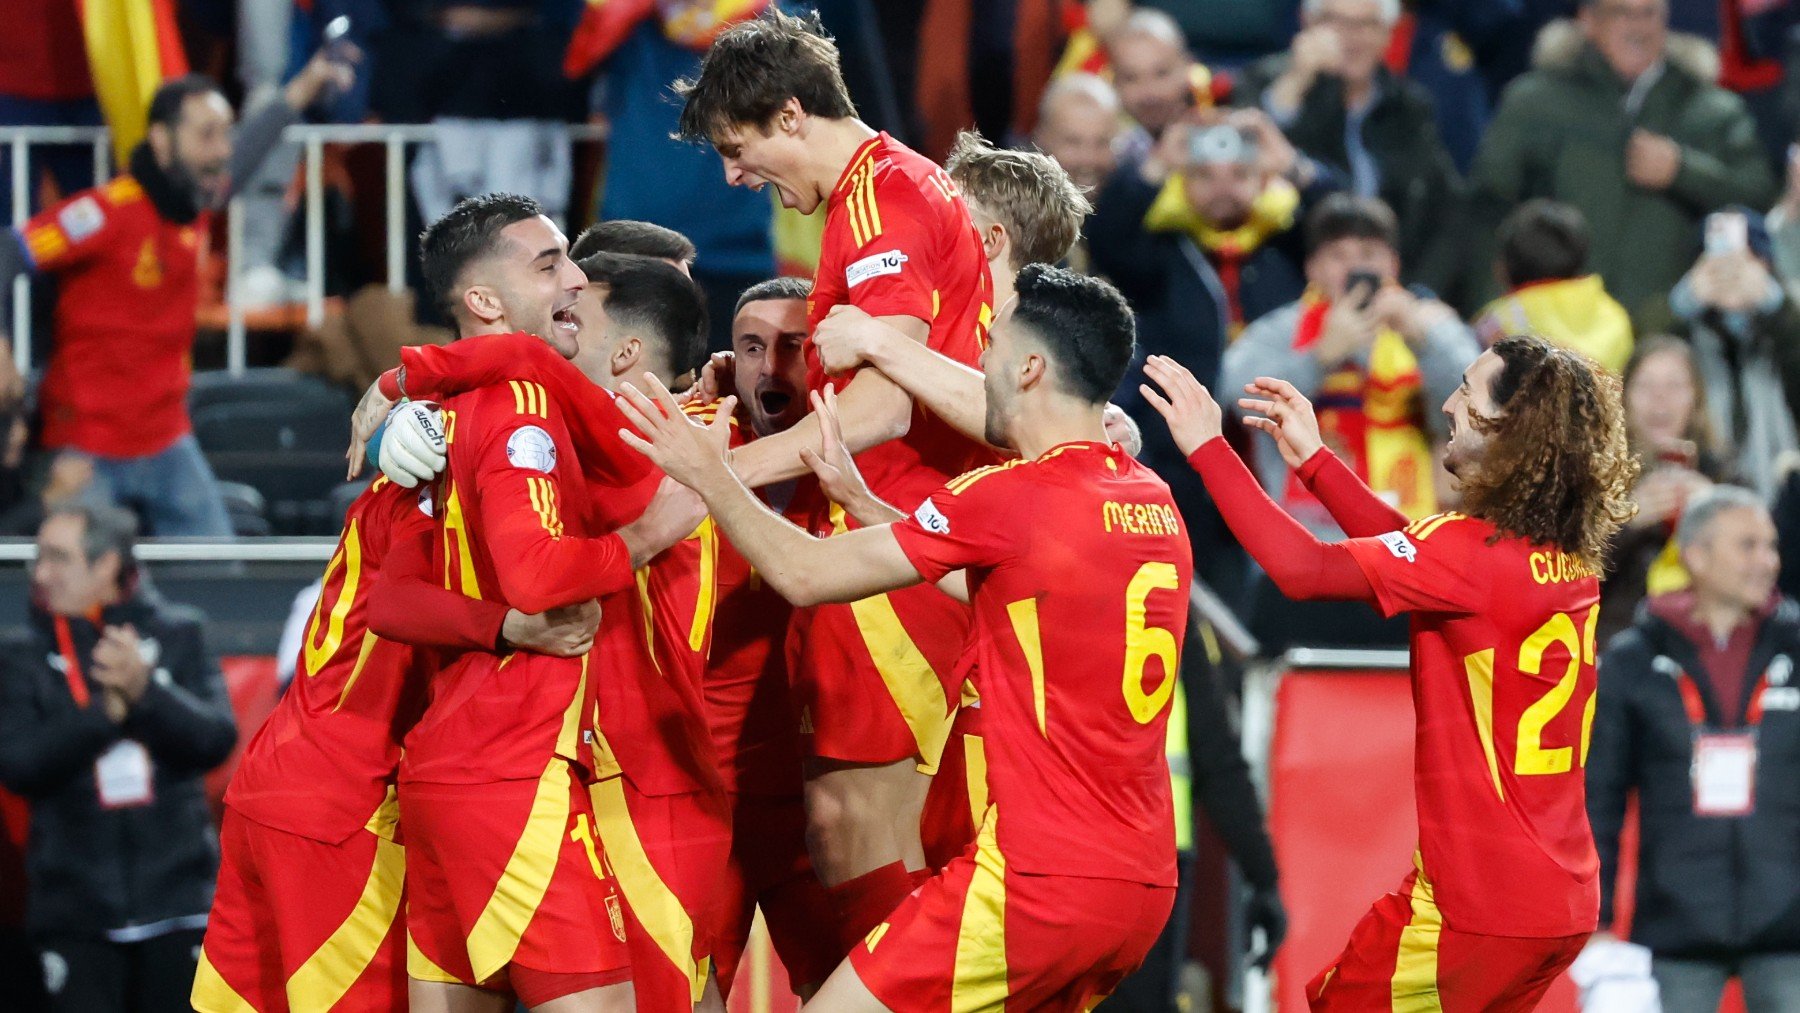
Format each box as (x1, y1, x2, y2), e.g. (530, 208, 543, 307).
(578, 252, 710, 382)
(1305, 193, 1398, 256)
(1009, 264, 1136, 404)
(1496, 199, 1589, 288)
(147, 75, 225, 129)
(570, 220, 697, 265)
(675, 8, 857, 145)
(418, 193, 544, 315)
(733, 276, 812, 318)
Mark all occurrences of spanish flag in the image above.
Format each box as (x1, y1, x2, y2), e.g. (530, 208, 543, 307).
(79, 0, 189, 168)
(564, 0, 768, 79)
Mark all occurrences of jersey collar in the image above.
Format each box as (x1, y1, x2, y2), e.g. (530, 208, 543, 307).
(832, 133, 886, 199)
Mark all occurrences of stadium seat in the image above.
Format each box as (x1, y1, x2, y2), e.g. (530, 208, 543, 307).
(216, 481, 271, 537)
(194, 391, 354, 536)
(189, 367, 353, 418)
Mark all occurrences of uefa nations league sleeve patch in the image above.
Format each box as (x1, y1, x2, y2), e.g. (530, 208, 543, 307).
(506, 425, 558, 473)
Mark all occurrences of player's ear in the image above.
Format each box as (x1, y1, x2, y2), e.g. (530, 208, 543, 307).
(612, 336, 643, 377)
(776, 97, 804, 137)
(146, 121, 175, 164)
(1019, 352, 1048, 391)
(462, 285, 503, 326)
(980, 221, 1008, 265)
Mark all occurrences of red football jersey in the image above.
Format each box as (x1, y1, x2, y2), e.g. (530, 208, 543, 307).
(806, 131, 996, 517)
(890, 442, 1191, 886)
(22, 177, 209, 456)
(402, 380, 637, 785)
(226, 477, 431, 841)
(1342, 512, 1602, 937)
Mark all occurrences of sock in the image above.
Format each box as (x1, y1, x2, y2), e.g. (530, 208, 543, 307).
(828, 860, 915, 956)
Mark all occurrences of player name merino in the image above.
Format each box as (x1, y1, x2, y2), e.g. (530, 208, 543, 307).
(1102, 500, 1182, 536)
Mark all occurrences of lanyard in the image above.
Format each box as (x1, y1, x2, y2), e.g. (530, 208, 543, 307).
(1668, 662, 1769, 729)
(51, 615, 89, 708)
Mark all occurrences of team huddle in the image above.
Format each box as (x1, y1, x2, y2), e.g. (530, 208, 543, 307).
(188, 10, 1639, 1013)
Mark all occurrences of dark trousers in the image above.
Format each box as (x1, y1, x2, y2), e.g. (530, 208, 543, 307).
(36, 928, 203, 1013)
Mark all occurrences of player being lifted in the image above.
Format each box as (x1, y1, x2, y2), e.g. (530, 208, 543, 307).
(677, 8, 994, 952)
(618, 265, 1188, 1012)
(1144, 338, 1636, 1010)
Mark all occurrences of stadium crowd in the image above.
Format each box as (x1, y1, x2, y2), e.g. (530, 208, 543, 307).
(3, 0, 1800, 1011)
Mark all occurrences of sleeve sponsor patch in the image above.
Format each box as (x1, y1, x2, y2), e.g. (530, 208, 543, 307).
(1377, 530, 1417, 562)
(914, 497, 951, 534)
(506, 425, 558, 473)
(57, 196, 105, 242)
(846, 250, 909, 289)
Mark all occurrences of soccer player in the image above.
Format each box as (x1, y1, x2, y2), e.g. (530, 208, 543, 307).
(1141, 340, 1636, 1010)
(616, 265, 1188, 1012)
(677, 8, 995, 949)
(193, 474, 601, 1013)
(395, 194, 701, 1013)
(570, 220, 697, 277)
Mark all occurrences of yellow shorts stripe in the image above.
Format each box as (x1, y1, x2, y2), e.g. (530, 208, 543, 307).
(588, 776, 706, 1003)
(407, 932, 461, 984)
(285, 832, 406, 1010)
(465, 759, 576, 981)
(964, 734, 989, 829)
(850, 590, 954, 774)
(190, 951, 258, 1013)
(1391, 856, 1444, 1013)
(950, 807, 1009, 1010)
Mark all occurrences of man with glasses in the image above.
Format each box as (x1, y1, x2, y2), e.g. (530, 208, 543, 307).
(1469, 0, 1776, 317)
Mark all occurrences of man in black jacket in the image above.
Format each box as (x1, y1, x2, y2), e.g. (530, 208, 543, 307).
(0, 502, 237, 1013)
(1590, 484, 1800, 1011)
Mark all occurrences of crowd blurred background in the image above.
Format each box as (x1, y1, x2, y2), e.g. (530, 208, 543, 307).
(6, 0, 1800, 1011)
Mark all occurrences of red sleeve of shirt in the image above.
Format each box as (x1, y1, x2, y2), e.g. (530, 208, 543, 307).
(19, 182, 127, 273)
(367, 502, 509, 651)
(1339, 514, 1489, 618)
(838, 172, 940, 324)
(470, 398, 636, 614)
(889, 466, 1016, 583)
(1186, 438, 1374, 602)
(1295, 447, 1411, 538)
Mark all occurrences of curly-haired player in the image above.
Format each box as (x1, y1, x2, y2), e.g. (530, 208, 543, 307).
(1144, 335, 1636, 1011)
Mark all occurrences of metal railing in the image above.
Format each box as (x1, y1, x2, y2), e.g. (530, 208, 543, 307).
(0, 539, 338, 563)
(3, 121, 608, 376)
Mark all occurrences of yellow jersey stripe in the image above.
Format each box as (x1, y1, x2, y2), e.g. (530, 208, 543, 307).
(190, 951, 258, 1013)
(964, 734, 989, 830)
(688, 519, 719, 653)
(860, 161, 883, 238)
(1462, 649, 1505, 801)
(949, 808, 1009, 1009)
(466, 759, 575, 981)
(590, 776, 705, 1001)
(1391, 857, 1445, 1012)
(24, 227, 68, 263)
(331, 631, 381, 713)
(1006, 598, 1048, 736)
(284, 833, 406, 1010)
(836, 137, 880, 195)
(510, 380, 527, 416)
(635, 568, 663, 677)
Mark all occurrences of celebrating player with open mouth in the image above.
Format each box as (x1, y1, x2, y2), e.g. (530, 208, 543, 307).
(1145, 337, 1637, 1010)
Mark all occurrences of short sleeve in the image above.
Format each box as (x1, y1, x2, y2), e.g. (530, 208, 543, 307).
(20, 184, 123, 272)
(838, 171, 939, 323)
(889, 466, 1016, 582)
(1339, 513, 1489, 618)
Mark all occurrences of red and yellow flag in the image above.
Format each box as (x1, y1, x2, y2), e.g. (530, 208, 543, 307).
(79, 0, 189, 168)
(564, 0, 768, 79)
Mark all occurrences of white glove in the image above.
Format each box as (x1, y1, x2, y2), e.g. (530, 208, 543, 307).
(378, 401, 446, 488)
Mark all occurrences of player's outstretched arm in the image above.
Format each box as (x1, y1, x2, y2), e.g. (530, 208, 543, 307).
(616, 374, 926, 607)
(726, 315, 930, 488)
(1240, 376, 1408, 537)
(1141, 356, 1375, 603)
(812, 305, 994, 449)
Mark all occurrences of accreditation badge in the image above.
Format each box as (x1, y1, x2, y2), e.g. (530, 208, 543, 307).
(1692, 732, 1756, 816)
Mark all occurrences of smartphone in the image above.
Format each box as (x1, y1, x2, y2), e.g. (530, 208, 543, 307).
(1345, 270, 1381, 310)
(1705, 211, 1747, 257)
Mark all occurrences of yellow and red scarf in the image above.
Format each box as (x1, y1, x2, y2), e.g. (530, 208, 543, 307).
(1143, 176, 1299, 334)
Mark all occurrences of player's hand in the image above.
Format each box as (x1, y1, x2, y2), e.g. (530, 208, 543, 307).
(502, 600, 600, 658)
(617, 373, 737, 491)
(812, 304, 885, 374)
(681, 351, 737, 406)
(1239, 376, 1324, 470)
(1246, 886, 1288, 971)
(347, 379, 397, 479)
(91, 625, 151, 709)
(1104, 403, 1143, 458)
(800, 385, 899, 525)
(376, 402, 447, 489)
(620, 477, 709, 567)
(1139, 355, 1224, 457)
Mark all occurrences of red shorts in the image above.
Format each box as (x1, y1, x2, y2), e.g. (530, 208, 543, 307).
(588, 775, 733, 1012)
(921, 703, 986, 871)
(849, 816, 1173, 1013)
(1307, 871, 1585, 1012)
(193, 799, 405, 1013)
(713, 792, 839, 997)
(788, 582, 970, 771)
(401, 762, 631, 990)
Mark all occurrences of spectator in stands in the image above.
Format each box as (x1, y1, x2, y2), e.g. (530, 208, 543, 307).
(1233, 0, 1467, 305)
(1107, 8, 1213, 165)
(0, 53, 352, 537)
(1767, 146, 1800, 288)
(1032, 73, 1121, 195)
(1590, 486, 1800, 1013)
(1642, 209, 1800, 499)
(1221, 193, 1477, 528)
(1474, 199, 1634, 374)
(0, 503, 236, 1013)
(1469, 2, 1777, 318)
(1600, 336, 1727, 643)
(0, 0, 102, 223)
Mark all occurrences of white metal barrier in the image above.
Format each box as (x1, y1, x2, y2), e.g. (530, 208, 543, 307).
(2, 121, 608, 377)
(0, 539, 337, 562)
